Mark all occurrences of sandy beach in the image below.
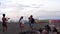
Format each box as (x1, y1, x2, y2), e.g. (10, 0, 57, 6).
(0, 22, 48, 34)
(0, 22, 60, 34)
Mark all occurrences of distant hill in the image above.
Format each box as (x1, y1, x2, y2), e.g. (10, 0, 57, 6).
(35, 19, 49, 23)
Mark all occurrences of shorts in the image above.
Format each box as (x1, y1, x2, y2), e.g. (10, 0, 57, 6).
(20, 23, 24, 28)
(29, 23, 34, 29)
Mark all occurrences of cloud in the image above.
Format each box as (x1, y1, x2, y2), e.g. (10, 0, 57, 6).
(0, 0, 60, 20)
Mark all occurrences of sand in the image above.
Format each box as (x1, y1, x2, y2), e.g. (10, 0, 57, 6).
(0, 22, 60, 34)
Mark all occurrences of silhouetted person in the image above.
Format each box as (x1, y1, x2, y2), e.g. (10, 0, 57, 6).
(52, 27, 58, 34)
(19, 16, 25, 32)
(28, 15, 35, 30)
(2, 14, 10, 32)
(45, 25, 51, 34)
(39, 28, 43, 33)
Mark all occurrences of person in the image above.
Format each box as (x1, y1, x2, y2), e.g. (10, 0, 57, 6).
(49, 23, 55, 32)
(2, 14, 10, 32)
(42, 28, 48, 34)
(39, 28, 43, 33)
(45, 25, 51, 34)
(19, 16, 25, 32)
(28, 15, 35, 30)
(52, 27, 58, 34)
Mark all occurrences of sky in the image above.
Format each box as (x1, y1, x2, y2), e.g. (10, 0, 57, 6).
(0, 0, 60, 21)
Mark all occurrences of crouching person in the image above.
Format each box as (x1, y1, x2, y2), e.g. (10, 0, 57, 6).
(42, 28, 48, 34)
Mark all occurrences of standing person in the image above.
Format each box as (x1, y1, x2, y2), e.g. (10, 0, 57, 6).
(19, 16, 25, 32)
(2, 14, 10, 32)
(28, 15, 35, 30)
(49, 23, 55, 32)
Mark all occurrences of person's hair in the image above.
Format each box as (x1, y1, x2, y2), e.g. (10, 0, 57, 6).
(21, 16, 23, 19)
(20, 16, 23, 20)
(30, 15, 33, 17)
(3, 14, 5, 17)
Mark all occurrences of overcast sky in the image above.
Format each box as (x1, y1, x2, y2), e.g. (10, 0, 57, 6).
(0, 0, 60, 21)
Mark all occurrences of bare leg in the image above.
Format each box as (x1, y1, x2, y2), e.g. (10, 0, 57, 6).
(3, 26, 5, 32)
(6, 26, 7, 31)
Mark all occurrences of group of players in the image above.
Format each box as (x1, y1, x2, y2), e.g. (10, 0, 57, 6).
(2, 14, 35, 32)
(2, 14, 60, 34)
